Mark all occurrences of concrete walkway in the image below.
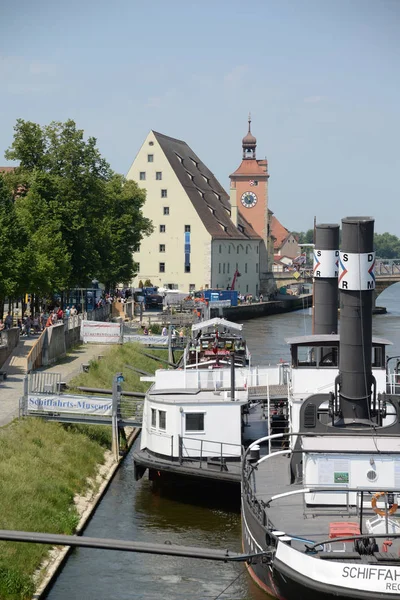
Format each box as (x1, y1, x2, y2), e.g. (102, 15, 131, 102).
(0, 341, 111, 428)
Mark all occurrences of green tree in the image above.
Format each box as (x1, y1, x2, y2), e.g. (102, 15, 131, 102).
(292, 229, 314, 244)
(5, 119, 152, 293)
(374, 232, 400, 259)
(144, 279, 153, 287)
(0, 175, 27, 316)
(97, 175, 152, 289)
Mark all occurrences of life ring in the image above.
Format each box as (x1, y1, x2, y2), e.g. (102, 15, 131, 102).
(371, 492, 398, 517)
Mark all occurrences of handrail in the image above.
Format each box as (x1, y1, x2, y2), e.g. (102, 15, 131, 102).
(182, 435, 241, 449)
(255, 449, 292, 469)
(264, 485, 400, 508)
(26, 328, 47, 372)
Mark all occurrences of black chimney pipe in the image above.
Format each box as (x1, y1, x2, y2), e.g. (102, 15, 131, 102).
(338, 217, 375, 424)
(313, 224, 340, 334)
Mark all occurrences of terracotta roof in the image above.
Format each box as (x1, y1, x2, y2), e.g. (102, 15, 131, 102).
(270, 215, 290, 250)
(230, 159, 268, 178)
(0, 166, 16, 173)
(153, 131, 261, 241)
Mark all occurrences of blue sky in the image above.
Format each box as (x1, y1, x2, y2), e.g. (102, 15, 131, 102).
(1, 0, 399, 234)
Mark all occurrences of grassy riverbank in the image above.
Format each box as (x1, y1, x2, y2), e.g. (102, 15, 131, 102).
(0, 342, 175, 600)
(69, 342, 176, 393)
(0, 420, 108, 600)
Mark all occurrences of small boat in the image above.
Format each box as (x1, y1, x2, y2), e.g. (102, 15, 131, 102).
(242, 216, 400, 600)
(184, 317, 250, 369)
(133, 318, 270, 487)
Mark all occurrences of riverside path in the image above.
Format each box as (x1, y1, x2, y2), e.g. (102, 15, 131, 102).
(0, 338, 112, 428)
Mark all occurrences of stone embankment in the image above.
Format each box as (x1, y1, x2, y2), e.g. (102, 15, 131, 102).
(220, 294, 312, 321)
(33, 427, 140, 599)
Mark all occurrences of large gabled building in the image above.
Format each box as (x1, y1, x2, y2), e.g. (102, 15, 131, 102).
(126, 130, 262, 295)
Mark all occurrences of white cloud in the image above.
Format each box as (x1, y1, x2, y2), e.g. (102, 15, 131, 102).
(29, 61, 57, 76)
(223, 65, 249, 87)
(304, 95, 323, 104)
(146, 89, 176, 109)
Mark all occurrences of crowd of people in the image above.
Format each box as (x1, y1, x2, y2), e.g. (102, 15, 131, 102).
(0, 306, 82, 338)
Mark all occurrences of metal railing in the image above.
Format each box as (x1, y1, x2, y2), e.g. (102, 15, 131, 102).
(376, 259, 400, 276)
(178, 435, 241, 471)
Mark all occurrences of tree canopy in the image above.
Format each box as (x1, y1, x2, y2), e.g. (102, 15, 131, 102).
(1, 118, 152, 306)
(291, 227, 400, 259)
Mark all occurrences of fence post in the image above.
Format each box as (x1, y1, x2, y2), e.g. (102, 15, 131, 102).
(168, 324, 173, 364)
(112, 373, 122, 462)
(20, 375, 29, 417)
(179, 435, 183, 465)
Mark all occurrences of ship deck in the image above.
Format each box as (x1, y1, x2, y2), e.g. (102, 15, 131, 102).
(251, 453, 400, 555)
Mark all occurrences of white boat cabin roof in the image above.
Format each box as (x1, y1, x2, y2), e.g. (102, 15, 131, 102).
(192, 317, 243, 333)
(147, 387, 248, 406)
(285, 334, 392, 346)
(301, 435, 400, 452)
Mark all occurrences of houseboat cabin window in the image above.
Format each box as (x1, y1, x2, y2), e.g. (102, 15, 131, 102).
(295, 345, 338, 368)
(158, 410, 166, 430)
(151, 408, 156, 428)
(185, 413, 205, 432)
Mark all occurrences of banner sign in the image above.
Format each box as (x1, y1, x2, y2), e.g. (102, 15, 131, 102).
(338, 251, 375, 291)
(28, 394, 113, 416)
(81, 320, 122, 343)
(313, 249, 339, 278)
(209, 300, 231, 308)
(124, 334, 169, 346)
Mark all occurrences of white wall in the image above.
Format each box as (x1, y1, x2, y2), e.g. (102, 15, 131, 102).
(211, 239, 261, 296)
(291, 367, 387, 399)
(141, 398, 242, 457)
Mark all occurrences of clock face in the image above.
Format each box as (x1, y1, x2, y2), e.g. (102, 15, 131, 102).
(241, 191, 257, 208)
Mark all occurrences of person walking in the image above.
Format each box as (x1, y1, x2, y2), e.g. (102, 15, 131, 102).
(4, 312, 12, 330)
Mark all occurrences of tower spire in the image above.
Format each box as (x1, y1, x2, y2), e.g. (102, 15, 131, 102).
(242, 113, 257, 159)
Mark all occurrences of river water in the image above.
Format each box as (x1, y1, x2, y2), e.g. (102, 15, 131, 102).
(46, 285, 400, 600)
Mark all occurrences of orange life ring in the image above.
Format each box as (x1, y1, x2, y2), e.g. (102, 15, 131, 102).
(371, 492, 398, 517)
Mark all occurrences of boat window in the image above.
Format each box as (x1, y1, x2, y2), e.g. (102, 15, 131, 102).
(319, 346, 338, 367)
(372, 346, 384, 368)
(158, 410, 166, 430)
(296, 346, 338, 367)
(151, 408, 156, 428)
(185, 413, 205, 432)
(297, 346, 317, 367)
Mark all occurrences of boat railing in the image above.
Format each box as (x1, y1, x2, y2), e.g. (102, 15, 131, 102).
(179, 435, 241, 470)
(387, 372, 400, 395)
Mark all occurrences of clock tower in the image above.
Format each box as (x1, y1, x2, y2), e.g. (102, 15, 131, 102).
(229, 115, 271, 278)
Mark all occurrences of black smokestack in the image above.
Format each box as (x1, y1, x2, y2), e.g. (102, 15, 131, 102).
(338, 217, 375, 424)
(313, 224, 340, 334)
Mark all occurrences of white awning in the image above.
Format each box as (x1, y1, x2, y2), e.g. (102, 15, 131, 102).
(191, 317, 243, 333)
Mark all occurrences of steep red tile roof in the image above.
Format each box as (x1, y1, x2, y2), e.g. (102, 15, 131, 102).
(270, 215, 290, 250)
(230, 159, 268, 178)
